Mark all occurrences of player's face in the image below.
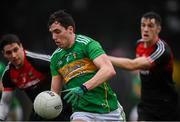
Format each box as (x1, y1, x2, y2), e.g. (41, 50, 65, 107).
(49, 21, 74, 49)
(3, 43, 24, 68)
(141, 18, 161, 43)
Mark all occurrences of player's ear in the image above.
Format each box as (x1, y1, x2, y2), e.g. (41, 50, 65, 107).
(157, 25, 161, 34)
(67, 26, 74, 33)
(19, 43, 23, 48)
(1, 48, 5, 55)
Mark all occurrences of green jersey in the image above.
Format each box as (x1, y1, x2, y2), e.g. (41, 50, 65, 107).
(0, 62, 5, 79)
(50, 34, 118, 113)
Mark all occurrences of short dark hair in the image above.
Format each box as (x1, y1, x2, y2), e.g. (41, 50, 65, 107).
(142, 11, 162, 26)
(48, 10, 75, 31)
(0, 34, 21, 51)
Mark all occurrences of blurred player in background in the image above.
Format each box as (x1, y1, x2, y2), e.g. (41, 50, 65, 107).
(0, 61, 23, 121)
(128, 71, 141, 121)
(48, 10, 126, 121)
(109, 11, 179, 121)
(0, 34, 72, 121)
(0, 62, 5, 91)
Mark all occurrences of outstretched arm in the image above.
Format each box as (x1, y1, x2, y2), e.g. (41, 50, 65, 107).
(109, 55, 151, 70)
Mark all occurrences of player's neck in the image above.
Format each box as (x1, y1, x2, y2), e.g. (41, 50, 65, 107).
(144, 37, 159, 48)
(15, 63, 23, 69)
(67, 33, 75, 49)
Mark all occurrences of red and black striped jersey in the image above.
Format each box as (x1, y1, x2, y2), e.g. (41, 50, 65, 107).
(136, 39, 178, 104)
(1, 50, 51, 101)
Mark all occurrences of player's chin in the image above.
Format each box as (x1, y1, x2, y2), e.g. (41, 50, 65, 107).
(56, 43, 63, 48)
(142, 37, 149, 42)
(12, 60, 21, 66)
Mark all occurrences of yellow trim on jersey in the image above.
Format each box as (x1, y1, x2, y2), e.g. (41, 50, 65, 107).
(58, 58, 97, 83)
(103, 82, 110, 112)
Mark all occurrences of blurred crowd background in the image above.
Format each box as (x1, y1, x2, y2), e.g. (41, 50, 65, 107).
(0, 0, 180, 120)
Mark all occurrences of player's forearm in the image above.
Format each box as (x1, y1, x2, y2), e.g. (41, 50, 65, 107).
(109, 56, 136, 70)
(0, 82, 3, 91)
(51, 76, 63, 95)
(51, 81, 60, 94)
(109, 56, 151, 70)
(83, 64, 116, 90)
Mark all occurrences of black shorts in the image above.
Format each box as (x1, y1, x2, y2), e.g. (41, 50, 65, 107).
(137, 102, 180, 121)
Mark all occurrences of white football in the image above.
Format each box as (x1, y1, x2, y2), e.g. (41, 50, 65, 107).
(33, 91, 63, 119)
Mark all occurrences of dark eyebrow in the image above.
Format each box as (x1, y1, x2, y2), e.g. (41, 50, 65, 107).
(4, 47, 19, 53)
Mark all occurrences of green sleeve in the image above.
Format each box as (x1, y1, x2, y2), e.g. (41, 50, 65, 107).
(86, 40, 105, 60)
(50, 57, 59, 76)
